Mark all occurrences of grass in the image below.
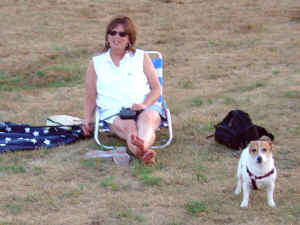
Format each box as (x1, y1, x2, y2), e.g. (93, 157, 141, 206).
(0, 223, 24, 225)
(0, 63, 85, 90)
(99, 176, 129, 191)
(272, 70, 280, 75)
(5, 202, 22, 215)
(24, 193, 41, 202)
(142, 174, 162, 185)
(239, 81, 265, 91)
(32, 166, 43, 175)
(0, 72, 22, 91)
(0, 163, 26, 174)
(177, 79, 195, 89)
(195, 165, 208, 183)
(81, 158, 102, 169)
(191, 96, 204, 106)
(284, 91, 300, 98)
(62, 187, 84, 199)
(130, 159, 163, 186)
(223, 96, 236, 105)
(184, 200, 208, 215)
(288, 124, 300, 136)
(1, 0, 300, 224)
(111, 208, 145, 223)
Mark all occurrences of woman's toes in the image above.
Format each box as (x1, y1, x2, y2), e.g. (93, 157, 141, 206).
(142, 150, 156, 165)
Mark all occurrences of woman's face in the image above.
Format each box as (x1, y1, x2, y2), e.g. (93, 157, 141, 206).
(107, 24, 129, 52)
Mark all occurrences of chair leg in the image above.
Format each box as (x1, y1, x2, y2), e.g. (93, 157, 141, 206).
(94, 108, 114, 150)
(152, 108, 173, 149)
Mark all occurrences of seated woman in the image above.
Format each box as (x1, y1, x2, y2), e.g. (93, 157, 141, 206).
(82, 16, 164, 165)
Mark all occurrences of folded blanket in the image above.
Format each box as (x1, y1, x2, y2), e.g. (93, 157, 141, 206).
(0, 122, 83, 152)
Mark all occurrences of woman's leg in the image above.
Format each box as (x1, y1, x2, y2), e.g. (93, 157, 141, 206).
(136, 110, 161, 150)
(131, 110, 161, 164)
(109, 117, 142, 157)
(109, 110, 161, 164)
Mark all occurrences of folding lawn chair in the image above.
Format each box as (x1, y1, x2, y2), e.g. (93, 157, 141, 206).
(93, 50, 173, 150)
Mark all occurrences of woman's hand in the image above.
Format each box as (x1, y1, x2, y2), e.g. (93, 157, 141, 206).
(82, 119, 93, 136)
(131, 103, 147, 111)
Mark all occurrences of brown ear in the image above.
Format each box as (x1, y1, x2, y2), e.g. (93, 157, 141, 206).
(260, 135, 272, 145)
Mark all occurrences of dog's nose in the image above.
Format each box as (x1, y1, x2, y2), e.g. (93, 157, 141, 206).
(257, 156, 262, 163)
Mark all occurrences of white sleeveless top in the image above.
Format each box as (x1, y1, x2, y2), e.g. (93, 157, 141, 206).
(93, 49, 150, 121)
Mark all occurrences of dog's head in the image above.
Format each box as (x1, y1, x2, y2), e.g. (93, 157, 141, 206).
(248, 136, 273, 164)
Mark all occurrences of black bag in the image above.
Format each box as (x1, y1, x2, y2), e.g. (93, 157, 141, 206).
(212, 110, 274, 150)
(119, 107, 143, 120)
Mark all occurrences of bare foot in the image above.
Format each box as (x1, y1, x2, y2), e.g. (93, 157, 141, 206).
(130, 134, 156, 164)
(142, 150, 156, 165)
(131, 134, 145, 157)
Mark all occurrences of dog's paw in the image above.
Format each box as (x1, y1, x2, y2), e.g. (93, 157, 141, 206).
(268, 200, 276, 207)
(240, 201, 248, 208)
(234, 187, 241, 195)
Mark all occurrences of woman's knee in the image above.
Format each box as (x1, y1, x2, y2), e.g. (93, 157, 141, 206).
(138, 110, 161, 126)
(112, 118, 137, 134)
(123, 121, 137, 134)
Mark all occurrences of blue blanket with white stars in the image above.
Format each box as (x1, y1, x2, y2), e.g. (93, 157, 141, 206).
(0, 122, 84, 152)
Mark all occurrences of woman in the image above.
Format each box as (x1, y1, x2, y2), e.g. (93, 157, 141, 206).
(83, 16, 163, 165)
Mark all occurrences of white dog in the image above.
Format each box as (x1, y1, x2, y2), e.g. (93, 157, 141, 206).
(234, 136, 277, 207)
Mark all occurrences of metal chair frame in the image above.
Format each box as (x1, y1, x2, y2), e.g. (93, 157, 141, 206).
(94, 50, 173, 150)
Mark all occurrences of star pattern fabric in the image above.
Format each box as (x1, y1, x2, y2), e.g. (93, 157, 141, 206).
(0, 122, 83, 152)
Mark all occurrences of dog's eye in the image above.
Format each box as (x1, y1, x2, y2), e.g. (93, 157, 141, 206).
(251, 149, 256, 153)
(262, 148, 267, 152)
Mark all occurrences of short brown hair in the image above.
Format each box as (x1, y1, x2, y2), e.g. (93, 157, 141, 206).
(102, 16, 136, 53)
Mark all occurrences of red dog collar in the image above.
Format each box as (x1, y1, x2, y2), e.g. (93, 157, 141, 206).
(246, 167, 275, 190)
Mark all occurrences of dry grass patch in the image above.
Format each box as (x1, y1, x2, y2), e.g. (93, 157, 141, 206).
(1, 0, 300, 224)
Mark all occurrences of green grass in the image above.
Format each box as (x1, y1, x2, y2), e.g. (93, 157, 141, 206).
(207, 39, 258, 50)
(0, 63, 85, 91)
(35, 70, 46, 77)
(100, 176, 129, 191)
(0, 164, 26, 174)
(195, 165, 208, 183)
(100, 176, 120, 191)
(0, 71, 9, 79)
(284, 91, 300, 98)
(0, 72, 22, 91)
(177, 79, 194, 89)
(1, 0, 300, 224)
(0, 222, 25, 225)
(32, 166, 43, 176)
(131, 159, 153, 177)
(100, 176, 115, 187)
(223, 96, 236, 105)
(80, 158, 102, 169)
(111, 208, 145, 223)
(184, 200, 208, 215)
(207, 98, 214, 104)
(130, 159, 163, 186)
(114, 209, 133, 218)
(5, 201, 23, 215)
(239, 81, 265, 91)
(288, 124, 300, 136)
(62, 188, 83, 199)
(142, 174, 162, 185)
(191, 96, 204, 106)
(32, 64, 85, 88)
(24, 193, 41, 202)
(166, 223, 183, 225)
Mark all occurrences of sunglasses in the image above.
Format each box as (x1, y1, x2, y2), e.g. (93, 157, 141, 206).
(108, 30, 128, 37)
